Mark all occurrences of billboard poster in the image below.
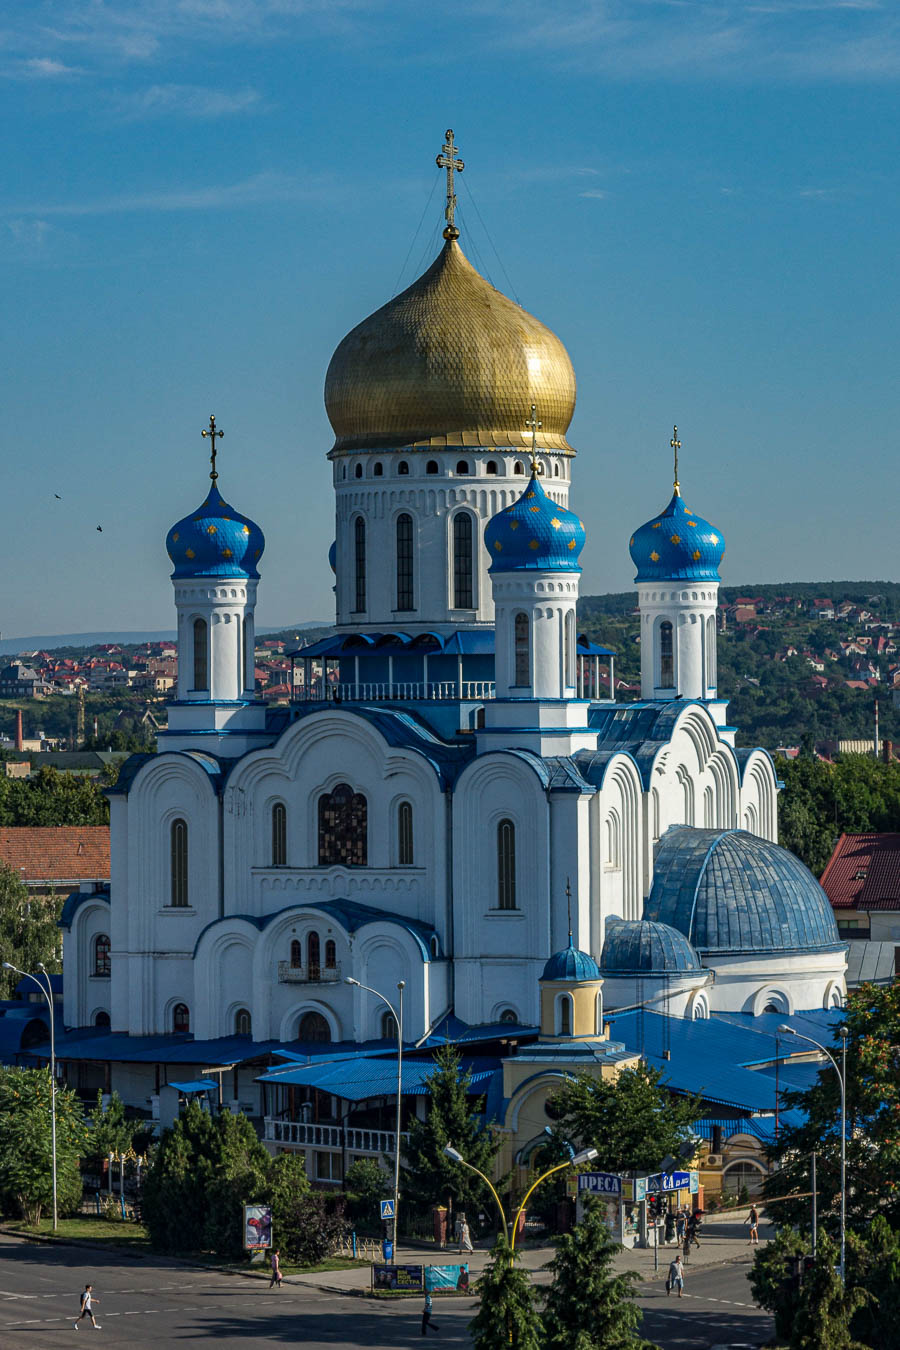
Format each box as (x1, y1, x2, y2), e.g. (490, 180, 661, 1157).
(373, 1264, 424, 1291)
(425, 1264, 470, 1292)
(243, 1204, 272, 1251)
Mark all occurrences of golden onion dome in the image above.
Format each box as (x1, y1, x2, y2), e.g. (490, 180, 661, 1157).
(324, 239, 576, 454)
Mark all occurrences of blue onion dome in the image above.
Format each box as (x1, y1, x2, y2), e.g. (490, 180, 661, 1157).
(485, 471, 585, 573)
(328, 540, 337, 574)
(541, 934, 600, 982)
(645, 827, 844, 955)
(629, 489, 724, 583)
(166, 483, 265, 579)
(601, 918, 702, 975)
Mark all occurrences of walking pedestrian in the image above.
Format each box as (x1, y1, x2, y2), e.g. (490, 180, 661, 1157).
(687, 1211, 702, 1248)
(746, 1205, 759, 1245)
(421, 1291, 440, 1335)
(268, 1248, 283, 1289)
(74, 1283, 101, 1330)
(667, 1254, 685, 1299)
(457, 1217, 474, 1254)
(675, 1209, 686, 1244)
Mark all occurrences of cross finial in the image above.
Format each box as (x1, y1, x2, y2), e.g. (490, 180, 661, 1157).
(566, 877, 573, 941)
(670, 425, 681, 496)
(201, 414, 224, 482)
(526, 404, 542, 473)
(436, 129, 464, 241)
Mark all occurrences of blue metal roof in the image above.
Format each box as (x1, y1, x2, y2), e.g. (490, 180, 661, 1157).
(166, 482, 265, 580)
(629, 489, 724, 583)
(645, 826, 844, 955)
(601, 919, 702, 974)
(540, 936, 600, 982)
(282, 703, 474, 790)
(192, 898, 439, 962)
(485, 471, 585, 573)
(60, 889, 109, 931)
(257, 1053, 501, 1103)
(168, 1079, 218, 1093)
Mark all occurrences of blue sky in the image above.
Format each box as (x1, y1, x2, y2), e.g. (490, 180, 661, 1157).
(3, 0, 900, 636)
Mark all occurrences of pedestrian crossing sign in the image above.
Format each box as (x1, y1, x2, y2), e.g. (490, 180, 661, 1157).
(380, 1199, 395, 1219)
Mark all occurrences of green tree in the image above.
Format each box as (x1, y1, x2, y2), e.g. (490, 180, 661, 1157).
(549, 1065, 701, 1174)
(0, 864, 62, 999)
(85, 1091, 134, 1171)
(401, 1045, 504, 1223)
(847, 1217, 900, 1350)
(268, 1186, 346, 1265)
(468, 1235, 543, 1350)
(0, 1067, 87, 1224)
(141, 1101, 270, 1257)
(790, 1233, 868, 1350)
(343, 1158, 390, 1230)
(0, 766, 109, 827)
(764, 984, 900, 1236)
(747, 1226, 807, 1344)
(542, 1200, 658, 1349)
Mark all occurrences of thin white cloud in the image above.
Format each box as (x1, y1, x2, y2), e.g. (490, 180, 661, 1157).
(0, 171, 337, 218)
(579, 189, 608, 199)
(3, 56, 82, 79)
(118, 83, 261, 119)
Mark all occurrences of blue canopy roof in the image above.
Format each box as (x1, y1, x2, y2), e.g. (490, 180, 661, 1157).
(601, 919, 702, 974)
(645, 826, 844, 956)
(258, 1053, 501, 1103)
(168, 1079, 218, 1093)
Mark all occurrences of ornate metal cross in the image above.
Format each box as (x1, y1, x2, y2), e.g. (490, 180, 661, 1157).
(526, 404, 542, 472)
(670, 425, 681, 494)
(202, 414, 224, 482)
(436, 129, 464, 240)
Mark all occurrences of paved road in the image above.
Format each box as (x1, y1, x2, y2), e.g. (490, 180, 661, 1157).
(0, 1234, 772, 1348)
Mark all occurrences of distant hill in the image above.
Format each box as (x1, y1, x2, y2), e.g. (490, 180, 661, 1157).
(0, 623, 331, 658)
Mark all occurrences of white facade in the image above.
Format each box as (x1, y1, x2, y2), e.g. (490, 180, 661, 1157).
(638, 580, 720, 702)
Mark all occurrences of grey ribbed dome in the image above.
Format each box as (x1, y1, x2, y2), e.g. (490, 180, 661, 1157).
(601, 919, 702, 974)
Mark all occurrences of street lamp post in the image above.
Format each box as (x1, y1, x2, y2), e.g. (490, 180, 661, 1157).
(346, 977, 404, 1250)
(4, 961, 57, 1230)
(444, 1143, 598, 1252)
(778, 1023, 849, 1281)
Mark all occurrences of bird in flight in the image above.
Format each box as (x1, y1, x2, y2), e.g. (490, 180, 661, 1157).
(96, 525, 103, 532)
(54, 494, 61, 500)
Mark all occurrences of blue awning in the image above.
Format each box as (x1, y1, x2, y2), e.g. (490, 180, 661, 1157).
(258, 1053, 502, 1102)
(168, 1079, 218, 1093)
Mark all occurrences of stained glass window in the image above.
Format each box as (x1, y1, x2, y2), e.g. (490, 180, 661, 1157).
(325, 939, 336, 969)
(234, 1008, 251, 1036)
(93, 934, 111, 977)
(318, 783, 367, 866)
(290, 939, 302, 968)
(299, 1011, 331, 1042)
(173, 1003, 190, 1034)
(396, 514, 414, 611)
(453, 513, 474, 609)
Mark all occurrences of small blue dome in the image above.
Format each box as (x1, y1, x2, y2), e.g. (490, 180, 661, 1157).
(645, 827, 843, 955)
(540, 936, 600, 982)
(328, 540, 337, 574)
(601, 919, 702, 974)
(486, 471, 585, 573)
(629, 491, 724, 582)
(166, 483, 265, 580)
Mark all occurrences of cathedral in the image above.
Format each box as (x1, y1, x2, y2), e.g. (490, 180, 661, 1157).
(61, 134, 846, 1110)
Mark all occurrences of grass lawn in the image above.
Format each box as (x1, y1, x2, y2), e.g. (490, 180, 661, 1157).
(3, 1216, 151, 1248)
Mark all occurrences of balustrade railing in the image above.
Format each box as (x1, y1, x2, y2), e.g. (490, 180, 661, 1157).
(294, 680, 495, 703)
(277, 962, 341, 984)
(263, 1117, 408, 1155)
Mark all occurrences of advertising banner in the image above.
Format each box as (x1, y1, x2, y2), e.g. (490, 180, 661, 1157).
(243, 1204, 272, 1251)
(578, 1171, 622, 1196)
(425, 1264, 470, 1292)
(373, 1264, 424, 1291)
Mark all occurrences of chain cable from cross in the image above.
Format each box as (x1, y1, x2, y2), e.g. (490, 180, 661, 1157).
(202, 414, 224, 482)
(670, 425, 682, 495)
(526, 404, 542, 473)
(436, 129, 464, 241)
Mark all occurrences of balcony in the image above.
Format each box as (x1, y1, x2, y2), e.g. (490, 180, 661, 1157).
(294, 680, 495, 704)
(277, 962, 342, 984)
(264, 1117, 407, 1155)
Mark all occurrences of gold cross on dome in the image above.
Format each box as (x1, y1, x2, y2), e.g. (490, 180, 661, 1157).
(526, 404, 542, 472)
(202, 414, 224, 482)
(670, 425, 682, 496)
(436, 129, 464, 241)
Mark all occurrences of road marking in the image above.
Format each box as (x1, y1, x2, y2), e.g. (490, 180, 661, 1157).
(0, 1291, 37, 1300)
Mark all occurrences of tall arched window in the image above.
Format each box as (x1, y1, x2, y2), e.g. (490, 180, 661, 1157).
(486, 461, 498, 475)
(307, 931, 321, 979)
(453, 513, 474, 609)
(381, 1011, 397, 1040)
(514, 461, 525, 475)
(354, 462, 363, 478)
(318, 783, 368, 866)
(290, 939, 302, 969)
(353, 516, 366, 613)
(325, 939, 336, 969)
(497, 818, 517, 910)
(172, 1002, 190, 1034)
(373, 461, 383, 476)
(595, 991, 604, 1035)
(605, 812, 621, 868)
(93, 934, 111, 977)
(271, 802, 287, 866)
(396, 513, 414, 610)
(298, 1011, 331, 1042)
(426, 460, 439, 475)
(456, 459, 470, 475)
(557, 994, 573, 1037)
(170, 818, 188, 907)
(398, 460, 409, 475)
(514, 612, 530, 687)
(706, 614, 717, 688)
(659, 620, 674, 688)
(234, 1007, 251, 1036)
(565, 610, 575, 687)
(398, 800, 414, 866)
(193, 618, 208, 689)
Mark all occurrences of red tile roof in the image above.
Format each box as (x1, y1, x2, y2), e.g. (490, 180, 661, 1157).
(0, 827, 110, 884)
(820, 833, 900, 911)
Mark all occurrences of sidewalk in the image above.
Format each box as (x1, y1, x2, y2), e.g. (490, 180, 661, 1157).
(288, 1207, 770, 1296)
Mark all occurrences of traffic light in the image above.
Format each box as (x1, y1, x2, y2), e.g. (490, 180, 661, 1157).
(803, 1255, 815, 1278)
(647, 1194, 661, 1223)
